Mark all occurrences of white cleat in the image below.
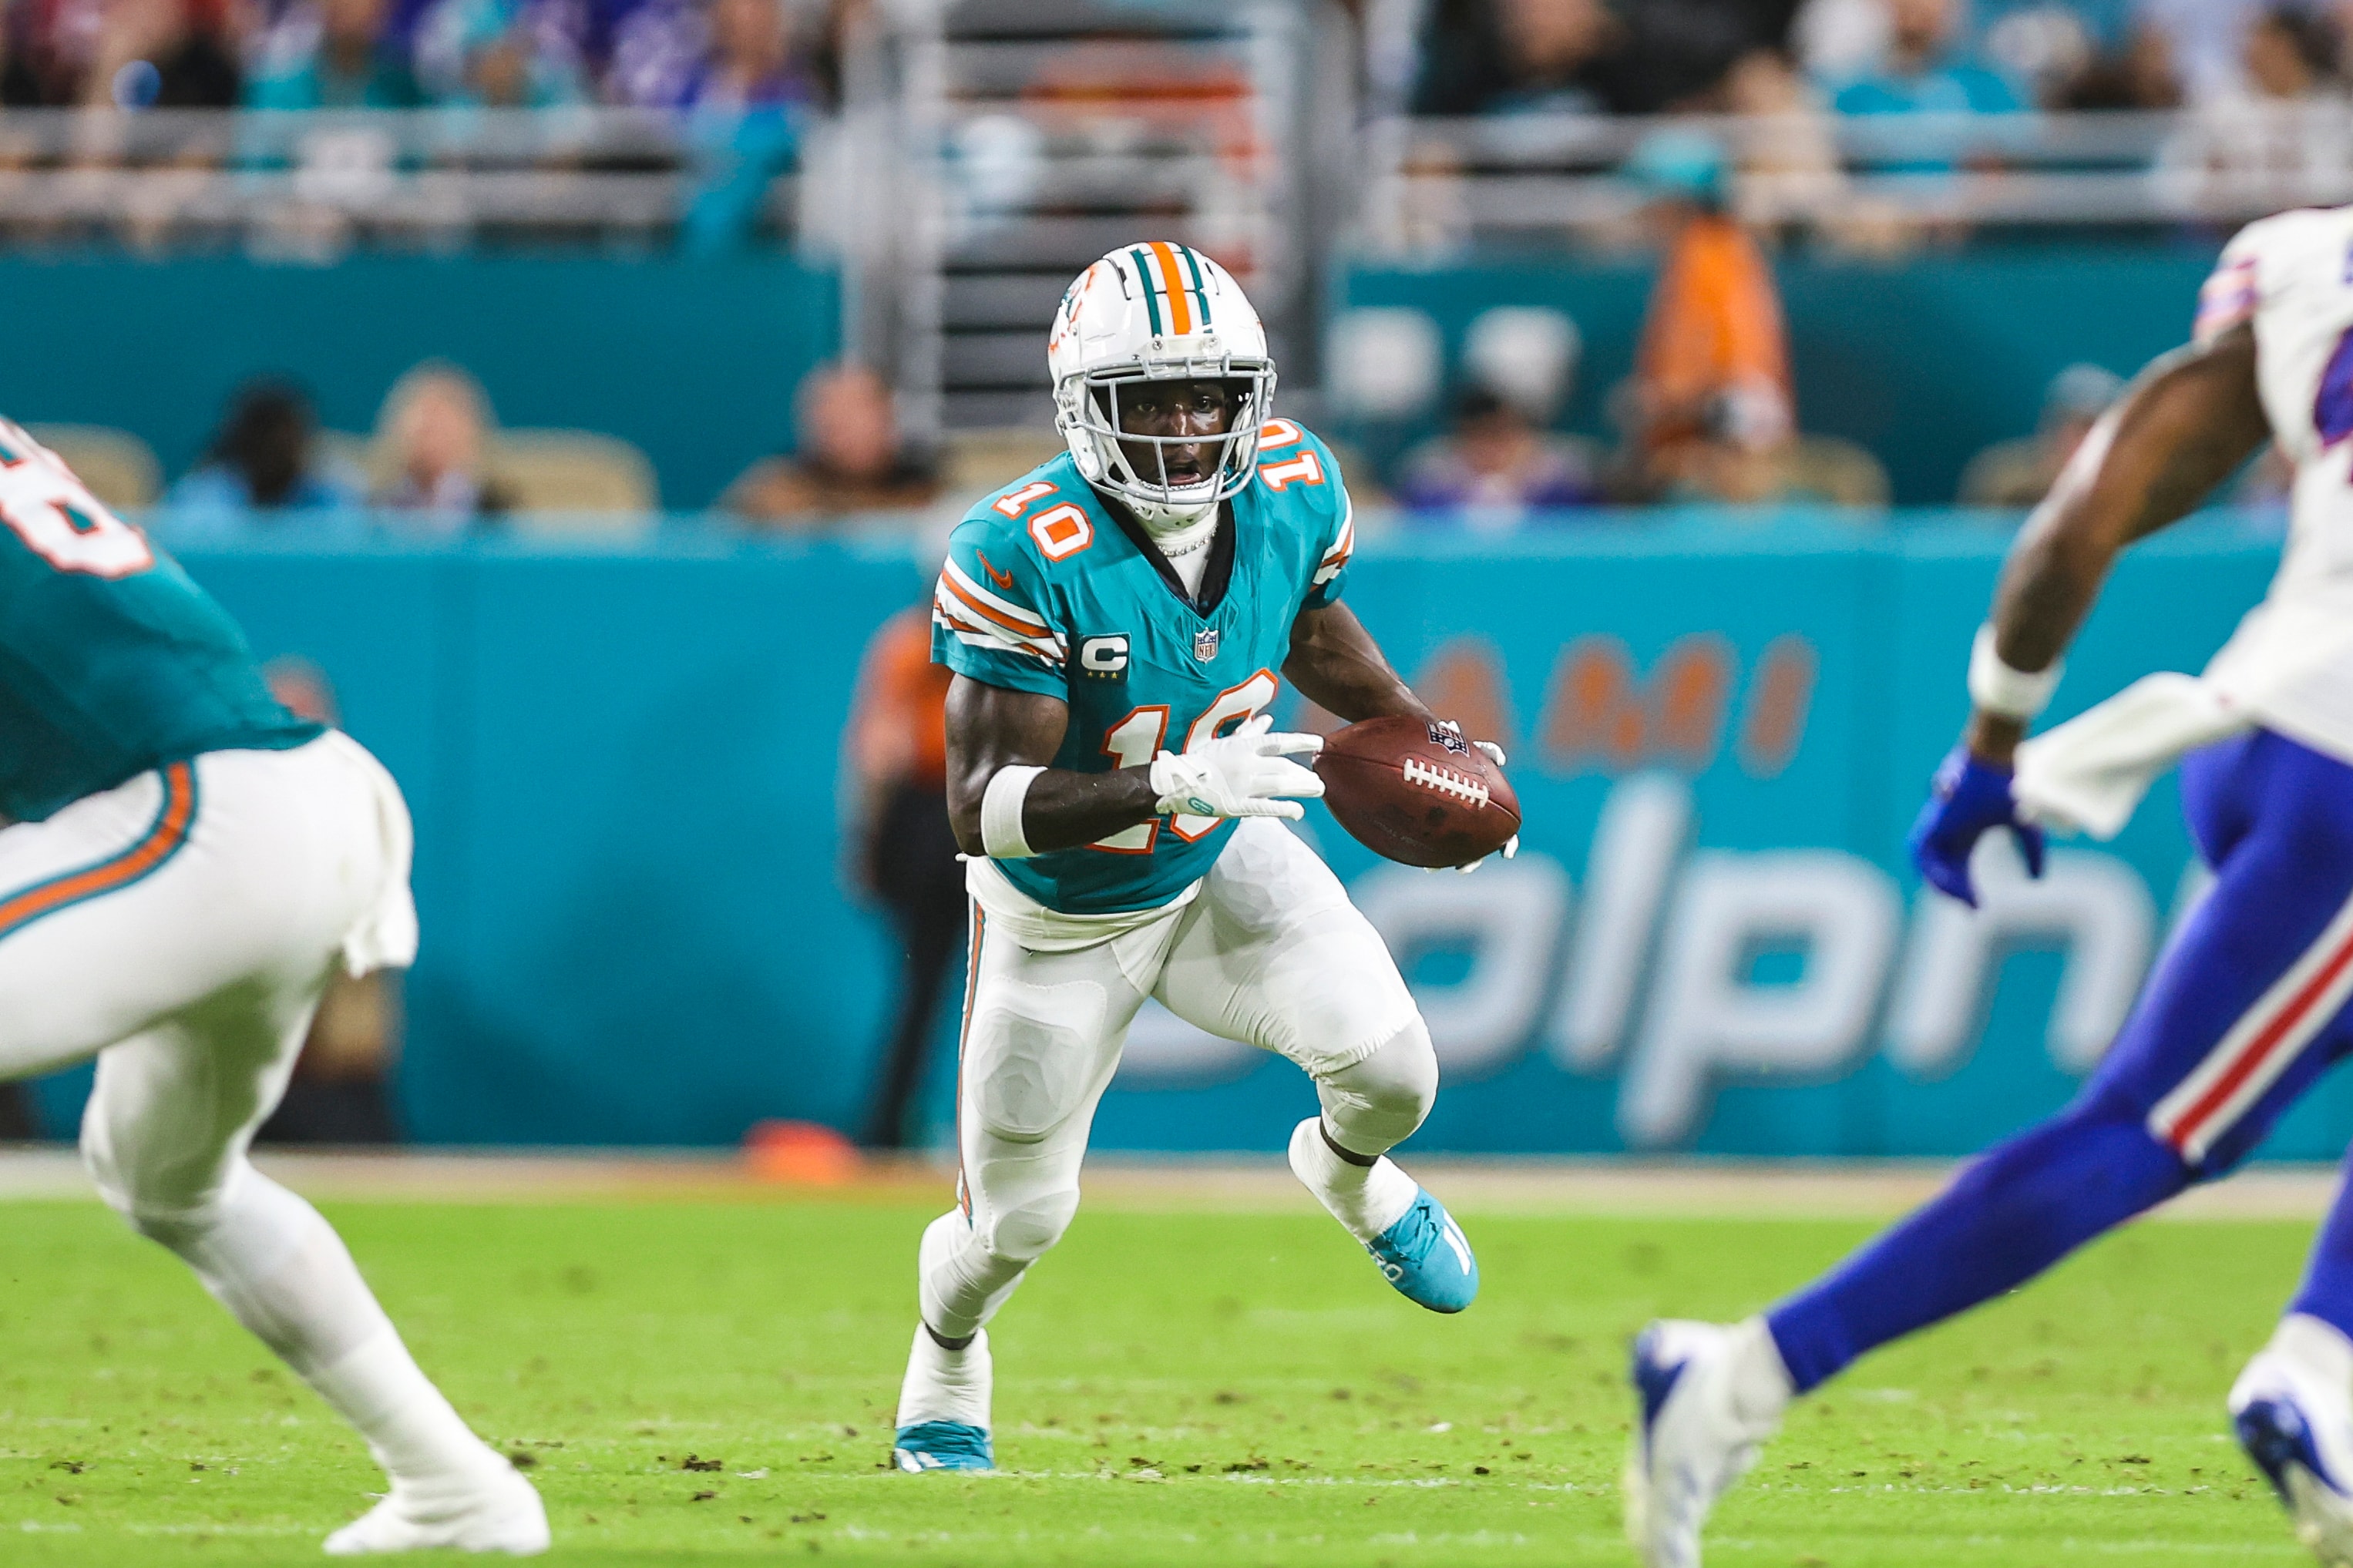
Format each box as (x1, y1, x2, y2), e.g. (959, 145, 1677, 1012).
(323, 1462, 549, 1556)
(1625, 1318, 1791, 1568)
(2234, 1315, 2353, 1568)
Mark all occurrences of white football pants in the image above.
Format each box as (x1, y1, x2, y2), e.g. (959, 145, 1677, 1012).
(918, 818, 1435, 1341)
(0, 736, 505, 1491)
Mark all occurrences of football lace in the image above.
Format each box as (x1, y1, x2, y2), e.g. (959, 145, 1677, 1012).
(1400, 756, 1491, 808)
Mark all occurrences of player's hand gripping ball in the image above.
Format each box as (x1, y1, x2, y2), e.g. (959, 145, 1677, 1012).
(1314, 716, 1521, 869)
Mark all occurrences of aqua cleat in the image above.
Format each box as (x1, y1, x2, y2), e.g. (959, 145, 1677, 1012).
(1365, 1189, 1478, 1313)
(892, 1420, 993, 1472)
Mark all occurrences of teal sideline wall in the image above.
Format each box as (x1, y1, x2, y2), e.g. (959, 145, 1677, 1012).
(25, 513, 2333, 1160)
(0, 247, 2222, 514)
(1341, 245, 2221, 505)
(0, 255, 839, 509)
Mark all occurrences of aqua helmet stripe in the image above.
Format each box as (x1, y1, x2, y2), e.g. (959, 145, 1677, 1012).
(1178, 247, 1212, 326)
(1127, 248, 1165, 336)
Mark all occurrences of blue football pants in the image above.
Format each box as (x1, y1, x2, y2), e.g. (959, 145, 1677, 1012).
(1770, 727, 2353, 1391)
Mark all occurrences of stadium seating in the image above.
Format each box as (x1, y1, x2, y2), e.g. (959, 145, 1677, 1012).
(27, 425, 160, 511)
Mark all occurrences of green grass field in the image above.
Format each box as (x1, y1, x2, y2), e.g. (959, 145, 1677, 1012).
(0, 1190, 2322, 1566)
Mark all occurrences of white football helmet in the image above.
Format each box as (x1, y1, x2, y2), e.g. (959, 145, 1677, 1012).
(1047, 243, 1276, 529)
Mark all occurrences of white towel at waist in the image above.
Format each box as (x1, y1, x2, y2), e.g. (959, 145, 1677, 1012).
(2012, 673, 2250, 841)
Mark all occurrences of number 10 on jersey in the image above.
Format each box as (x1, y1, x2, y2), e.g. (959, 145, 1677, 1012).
(1091, 670, 1281, 851)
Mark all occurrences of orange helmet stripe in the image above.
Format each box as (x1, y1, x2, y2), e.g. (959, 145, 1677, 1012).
(1148, 241, 1193, 336)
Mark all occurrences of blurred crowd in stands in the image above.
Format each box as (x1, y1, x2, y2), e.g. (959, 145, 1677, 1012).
(1405, 0, 2353, 119)
(10, 0, 2345, 130)
(0, 0, 852, 112)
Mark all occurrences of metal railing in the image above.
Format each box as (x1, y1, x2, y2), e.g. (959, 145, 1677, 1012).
(0, 107, 808, 251)
(1361, 106, 2353, 253)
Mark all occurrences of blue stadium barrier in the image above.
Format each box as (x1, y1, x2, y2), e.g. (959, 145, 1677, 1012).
(32, 509, 2349, 1162)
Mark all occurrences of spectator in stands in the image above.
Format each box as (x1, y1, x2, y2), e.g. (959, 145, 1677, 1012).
(245, 0, 425, 108)
(1720, 46, 1848, 235)
(83, 0, 240, 108)
(723, 363, 940, 532)
(2157, 5, 2352, 210)
(1827, 0, 2022, 137)
(684, 0, 812, 107)
(161, 379, 366, 541)
(679, 0, 815, 250)
(1618, 129, 1796, 498)
(1396, 386, 1602, 527)
(411, 0, 587, 106)
(1413, 0, 1797, 116)
(2138, 0, 2278, 104)
(2058, 23, 2185, 109)
(1958, 361, 2125, 507)
(371, 361, 512, 534)
(2246, 4, 2346, 95)
(842, 594, 961, 1150)
(1410, 0, 1617, 115)
(1976, 1, 2099, 106)
(1662, 381, 1885, 507)
(610, 0, 825, 109)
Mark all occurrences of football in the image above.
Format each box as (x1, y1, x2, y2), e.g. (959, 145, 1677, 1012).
(1313, 715, 1521, 869)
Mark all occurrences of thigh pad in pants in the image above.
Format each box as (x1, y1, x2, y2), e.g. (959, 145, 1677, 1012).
(966, 969, 1116, 1142)
(1157, 818, 1420, 1078)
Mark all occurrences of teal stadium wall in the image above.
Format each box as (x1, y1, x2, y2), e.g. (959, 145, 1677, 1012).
(1341, 244, 2220, 504)
(0, 255, 840, 509)
(31, 515, 2351, 1161)
(0, 246, 2217, 509)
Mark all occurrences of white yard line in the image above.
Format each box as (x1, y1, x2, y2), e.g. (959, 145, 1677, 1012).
(0, 1144, 2337, 1218)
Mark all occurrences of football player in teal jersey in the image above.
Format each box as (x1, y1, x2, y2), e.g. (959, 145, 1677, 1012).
(0, 421, 546, 1553)
(892, 243, 1512, 1472)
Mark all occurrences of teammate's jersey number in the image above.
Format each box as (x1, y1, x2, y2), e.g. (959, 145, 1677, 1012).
(1091, 669, 1280, 851)
(0, 440, 153, 579)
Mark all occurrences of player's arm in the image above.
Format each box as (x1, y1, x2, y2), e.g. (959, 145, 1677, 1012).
(1968, 321, 2268, 765)
(943, 676, 1323, 860)
(1282, 600, 1430, 724)
(1913, 321, 2268, 905)
(944, 677, 1158, 857)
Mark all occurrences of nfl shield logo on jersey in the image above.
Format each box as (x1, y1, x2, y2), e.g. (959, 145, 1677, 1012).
(1193, 627, 1220, 662)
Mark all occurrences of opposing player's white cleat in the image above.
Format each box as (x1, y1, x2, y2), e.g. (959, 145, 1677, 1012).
(1625, 1318, 1792, 1568)
(2234, 1315, 2353, 1567)
(323, 1460, 548, 1556)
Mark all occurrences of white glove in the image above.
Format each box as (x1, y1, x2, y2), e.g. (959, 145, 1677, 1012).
(1149, 713, 1325, 821)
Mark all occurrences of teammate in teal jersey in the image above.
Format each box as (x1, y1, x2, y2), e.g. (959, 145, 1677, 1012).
(892, 244, 1514, 1473)
(0, 420, 546, 1553)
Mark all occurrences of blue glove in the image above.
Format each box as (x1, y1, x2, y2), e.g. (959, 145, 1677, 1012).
(1907, 746, 2045, 908)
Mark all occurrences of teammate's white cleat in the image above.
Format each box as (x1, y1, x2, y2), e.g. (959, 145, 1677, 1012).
(1625, 1318, 1792, 1568)
(2234, 1315, 2353, 1568)
(322, 1462, 549, 1556)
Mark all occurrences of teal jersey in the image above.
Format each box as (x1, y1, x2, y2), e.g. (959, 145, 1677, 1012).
(932, 419, 1355, 915)
(0, 421, 321, 823)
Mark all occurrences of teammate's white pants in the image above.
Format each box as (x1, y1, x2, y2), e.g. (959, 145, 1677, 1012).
(918, 818, 1434, 1342)
(0, 737, 522, 1511)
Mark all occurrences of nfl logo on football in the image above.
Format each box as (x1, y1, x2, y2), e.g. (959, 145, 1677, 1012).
(1193, 627, 1219, 662)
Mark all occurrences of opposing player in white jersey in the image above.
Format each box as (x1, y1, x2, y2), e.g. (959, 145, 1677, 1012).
(1626, 206, 2353, 1568)
(889, 243, 1504, 1472)
(0, 421, 545, 1553)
